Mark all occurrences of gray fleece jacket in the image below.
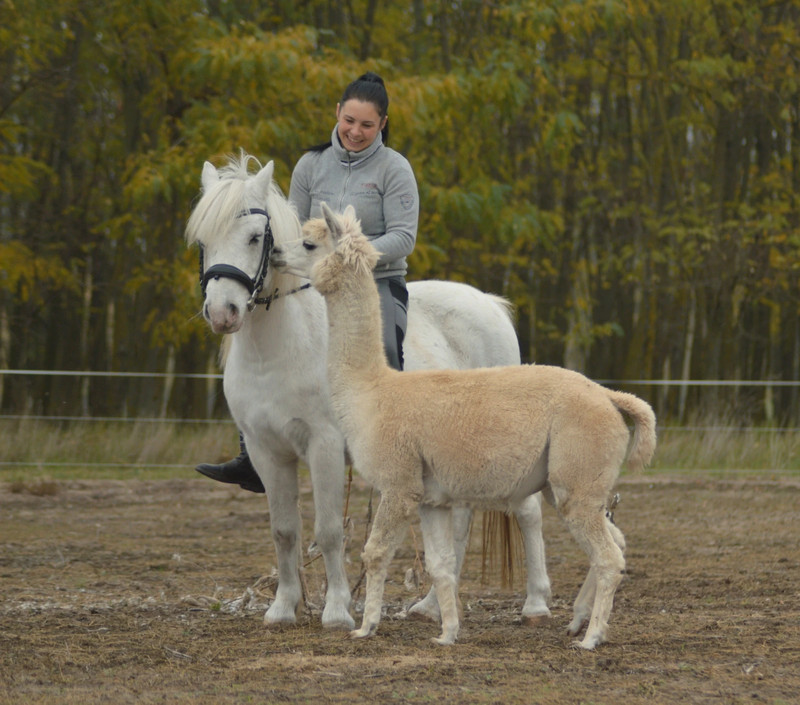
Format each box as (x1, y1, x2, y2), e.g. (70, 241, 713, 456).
(289, 127, 419, 279)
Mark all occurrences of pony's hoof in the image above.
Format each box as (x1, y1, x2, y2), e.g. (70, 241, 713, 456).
(264, 613, 297, 628)
(521, 612, 551, 627)
(323, 616, 356, 630)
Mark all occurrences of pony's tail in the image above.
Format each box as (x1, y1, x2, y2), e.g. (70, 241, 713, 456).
(607, 390, 657, 472)
(481, 510, 524, 589)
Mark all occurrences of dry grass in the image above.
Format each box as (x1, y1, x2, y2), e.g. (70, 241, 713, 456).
(2, 416, 799, 482)
(7, 477, 60, 496)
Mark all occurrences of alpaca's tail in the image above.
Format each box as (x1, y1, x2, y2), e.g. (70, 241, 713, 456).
(607, 390, 657, 471)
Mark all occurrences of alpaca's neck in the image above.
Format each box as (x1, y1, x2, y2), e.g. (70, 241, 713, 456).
(323, 267, 389, 387)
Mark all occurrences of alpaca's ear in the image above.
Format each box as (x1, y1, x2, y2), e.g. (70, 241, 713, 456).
(343, 204, 356, 220)
(201, 161, 219, 191)
(321, 202, 345, 245)
(252, 160, 275, 202)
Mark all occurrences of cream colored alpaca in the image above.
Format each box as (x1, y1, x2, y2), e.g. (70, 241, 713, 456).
(275, 203, 657, 650)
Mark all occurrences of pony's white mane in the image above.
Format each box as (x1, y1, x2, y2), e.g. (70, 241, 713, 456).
(185, 153, 301, 252)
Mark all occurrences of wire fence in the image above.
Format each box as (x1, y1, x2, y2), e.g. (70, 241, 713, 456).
(1, 369, 798, 475)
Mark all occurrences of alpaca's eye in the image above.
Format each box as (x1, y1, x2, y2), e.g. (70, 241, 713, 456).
(303, 241, 317, 251)
(249, 234, 260, 245)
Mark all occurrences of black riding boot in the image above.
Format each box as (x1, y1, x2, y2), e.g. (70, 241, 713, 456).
(195, 432, 265, 493)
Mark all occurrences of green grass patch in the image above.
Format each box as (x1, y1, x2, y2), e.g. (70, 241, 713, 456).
(1, 415, 799, 484)
(0, 418, 239, 482)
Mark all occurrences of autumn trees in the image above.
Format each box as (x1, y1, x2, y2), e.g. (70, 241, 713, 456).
(1, 0, 798, 422)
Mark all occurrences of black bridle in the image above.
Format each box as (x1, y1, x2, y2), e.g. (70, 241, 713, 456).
(198, 207, 311, 311)
(199, 207, 279, 312)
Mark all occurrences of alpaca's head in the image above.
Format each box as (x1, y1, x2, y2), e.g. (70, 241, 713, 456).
(272, 202, 379, 294)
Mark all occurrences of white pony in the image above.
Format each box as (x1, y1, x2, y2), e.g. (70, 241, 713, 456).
(275, 203, 657, 649)
(185, 153, 551, 630)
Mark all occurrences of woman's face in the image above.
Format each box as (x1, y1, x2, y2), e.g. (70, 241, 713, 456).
(335, 99, 387, 152)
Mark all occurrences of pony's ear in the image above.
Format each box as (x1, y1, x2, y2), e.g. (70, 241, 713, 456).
(321, 202, 344, 245)
(252, 161, 275, 202)
(201, 161, 219, 190)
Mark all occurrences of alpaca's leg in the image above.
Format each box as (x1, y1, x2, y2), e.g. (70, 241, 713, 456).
(514, 493, 552, 624)
(351, 492, 413, 639)
(567, 566, 596, 637)
(561, 504, 625, 650)
(252, 445, 303, 626)
(418, 504, 460, 645)
(307, 430, 354, 630)
(568, 518, 625, 636)
(407, 505, 471, 623)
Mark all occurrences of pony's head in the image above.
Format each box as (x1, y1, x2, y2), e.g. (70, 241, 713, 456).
(186, 152, 305, 334)
(272, 202, 379, 296)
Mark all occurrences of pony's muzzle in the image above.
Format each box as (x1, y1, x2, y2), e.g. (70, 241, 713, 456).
(203, 298, 243, 335)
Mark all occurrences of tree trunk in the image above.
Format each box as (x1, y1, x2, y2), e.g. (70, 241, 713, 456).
(0, 301, 8, 408)
(80, 255, 93, 417)
(678, 287, 696, 422)
(160, 345, 176, 419)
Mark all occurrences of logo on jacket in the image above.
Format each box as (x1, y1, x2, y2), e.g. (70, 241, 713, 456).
(400, 193, 415, 211)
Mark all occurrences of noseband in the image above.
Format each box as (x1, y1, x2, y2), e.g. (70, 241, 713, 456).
(199, 207, 274, 312)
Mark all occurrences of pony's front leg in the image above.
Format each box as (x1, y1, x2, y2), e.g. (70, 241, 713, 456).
(514, 493, 552, 624)
(351, 491, 413, 639)
(307, 430, 354, 630)
(254, 448, 303, 626)
(418, 504, 459, 645)
(407, 505, 471, 623)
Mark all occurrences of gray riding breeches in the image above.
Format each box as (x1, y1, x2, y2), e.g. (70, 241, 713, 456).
(376, 277, 408, 371)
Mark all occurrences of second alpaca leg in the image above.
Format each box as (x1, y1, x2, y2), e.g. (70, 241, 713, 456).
(562, 505, 626, 650)
(418, 504, 460, 644)
(567, 566, 596, 637)
(568, 501, 626, 636)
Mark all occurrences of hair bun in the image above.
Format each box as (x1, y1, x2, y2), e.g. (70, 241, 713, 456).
(359, 71, 385, 85)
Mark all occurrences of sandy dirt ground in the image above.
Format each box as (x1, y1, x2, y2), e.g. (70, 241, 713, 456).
(1, 473, 798, 704)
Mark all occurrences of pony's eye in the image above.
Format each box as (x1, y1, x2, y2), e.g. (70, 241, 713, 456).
(303, 241, 317, 251)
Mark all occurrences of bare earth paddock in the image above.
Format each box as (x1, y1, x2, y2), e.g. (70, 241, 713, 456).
(1, 473, 798, 704)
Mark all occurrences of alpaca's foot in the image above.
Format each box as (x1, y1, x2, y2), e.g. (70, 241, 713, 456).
(572, 632, 605, 650)
(431, 625, 458, 645)
(566, 615, 589, 637)
(350, 621, 377, 639)
(431, 634, 457, 646)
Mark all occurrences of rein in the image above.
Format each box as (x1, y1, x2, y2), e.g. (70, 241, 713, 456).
(254, 282, 313, 311)
(198, 207, 309, 311)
